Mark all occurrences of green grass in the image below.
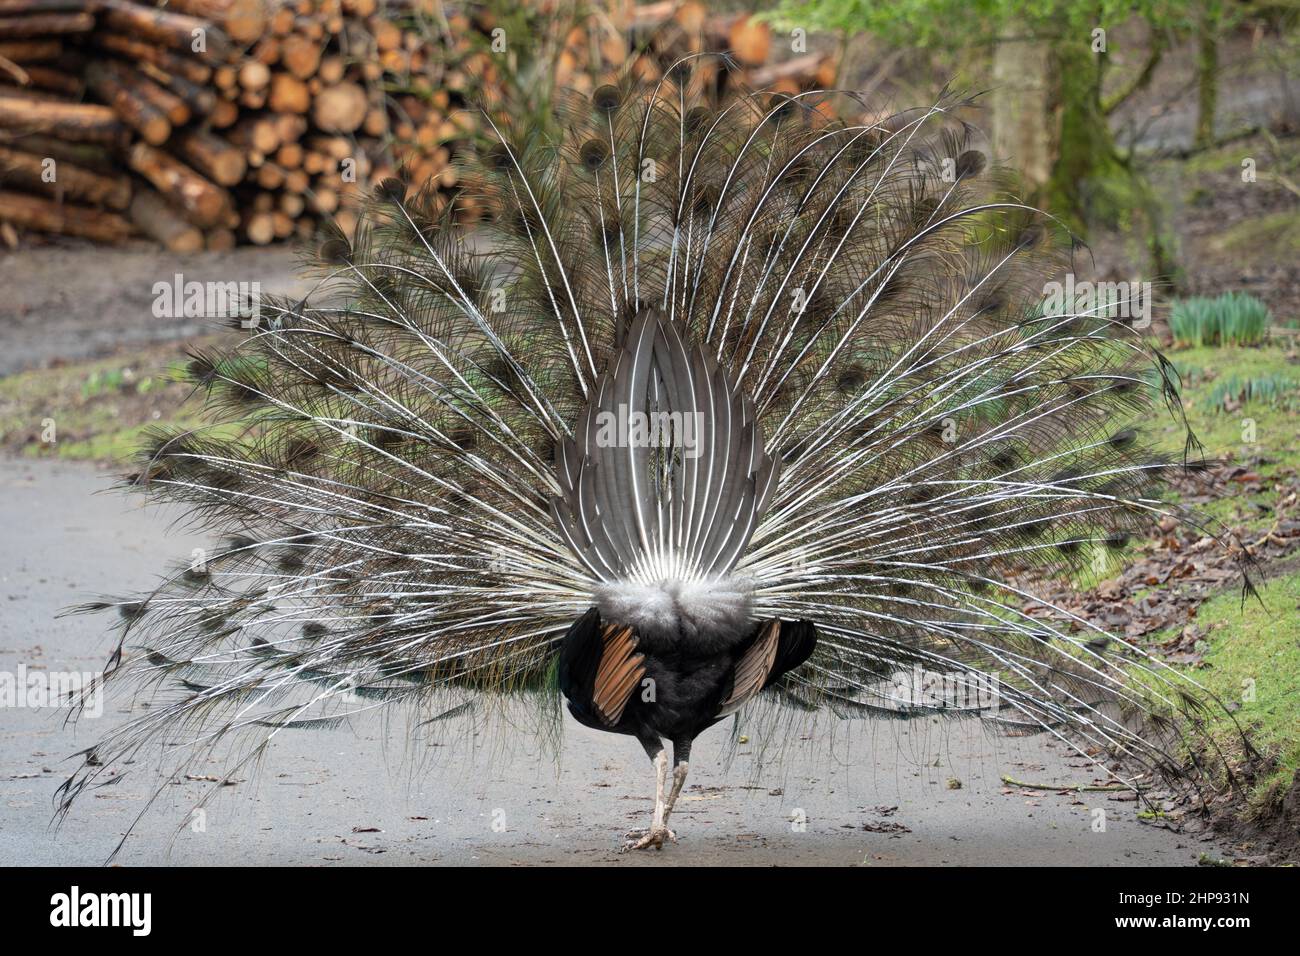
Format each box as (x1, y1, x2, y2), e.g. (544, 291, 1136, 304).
(0, 345, 209, 465)
(1154, 567, 1300, 813)
(1050, 333, 1300, 819)
(1054, 333, 1300, 826)
(1169, 292, 1272, 348)
(1143, 339, 1300, 816)
(1203, 373, 1300, 413)
(1157, 342, 1299, 533)
(1165, 343, 1299, 453)
(1047, 339, 1300, 591)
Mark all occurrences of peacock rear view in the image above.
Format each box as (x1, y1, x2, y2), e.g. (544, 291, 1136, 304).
(62, 72, 1239, 853)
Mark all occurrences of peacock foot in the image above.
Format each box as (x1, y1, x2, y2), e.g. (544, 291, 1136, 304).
(621, 826, 676, 851)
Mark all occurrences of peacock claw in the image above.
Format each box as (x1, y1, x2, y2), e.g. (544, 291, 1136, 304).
(621, 826, 676, 851)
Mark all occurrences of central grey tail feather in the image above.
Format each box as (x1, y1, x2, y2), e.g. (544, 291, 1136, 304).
(549, 309, 780, 588)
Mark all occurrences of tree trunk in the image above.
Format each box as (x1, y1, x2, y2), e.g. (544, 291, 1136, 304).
(1052, 38, 1176, 279)
(990, 33, 1175, 279)
(1044, 38, 1116, 229)
(990, 37, 1052, 201)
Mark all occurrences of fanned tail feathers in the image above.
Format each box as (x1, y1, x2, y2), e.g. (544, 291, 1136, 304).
(59, 72, 1248, 837)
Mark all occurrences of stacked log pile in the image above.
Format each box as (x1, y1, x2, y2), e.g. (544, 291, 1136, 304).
(577, 3, 834, 101)
(0, 0, 835, 250)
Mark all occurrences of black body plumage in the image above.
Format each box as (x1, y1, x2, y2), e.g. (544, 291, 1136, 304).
(558, 607, 817, 754)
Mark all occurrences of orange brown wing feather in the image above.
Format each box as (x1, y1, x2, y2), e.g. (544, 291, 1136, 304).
(592, 624, 645, 726)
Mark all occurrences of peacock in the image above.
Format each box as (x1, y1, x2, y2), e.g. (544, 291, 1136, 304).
(61, 67, 1246, 854)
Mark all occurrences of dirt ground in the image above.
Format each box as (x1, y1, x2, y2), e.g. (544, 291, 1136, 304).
(0, 458, 1244, 866)
(0, 243, 312, 377)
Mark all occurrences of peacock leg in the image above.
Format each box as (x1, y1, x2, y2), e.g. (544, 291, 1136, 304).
(623, 748, 674, 851)
(661, 738, 691, 829)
